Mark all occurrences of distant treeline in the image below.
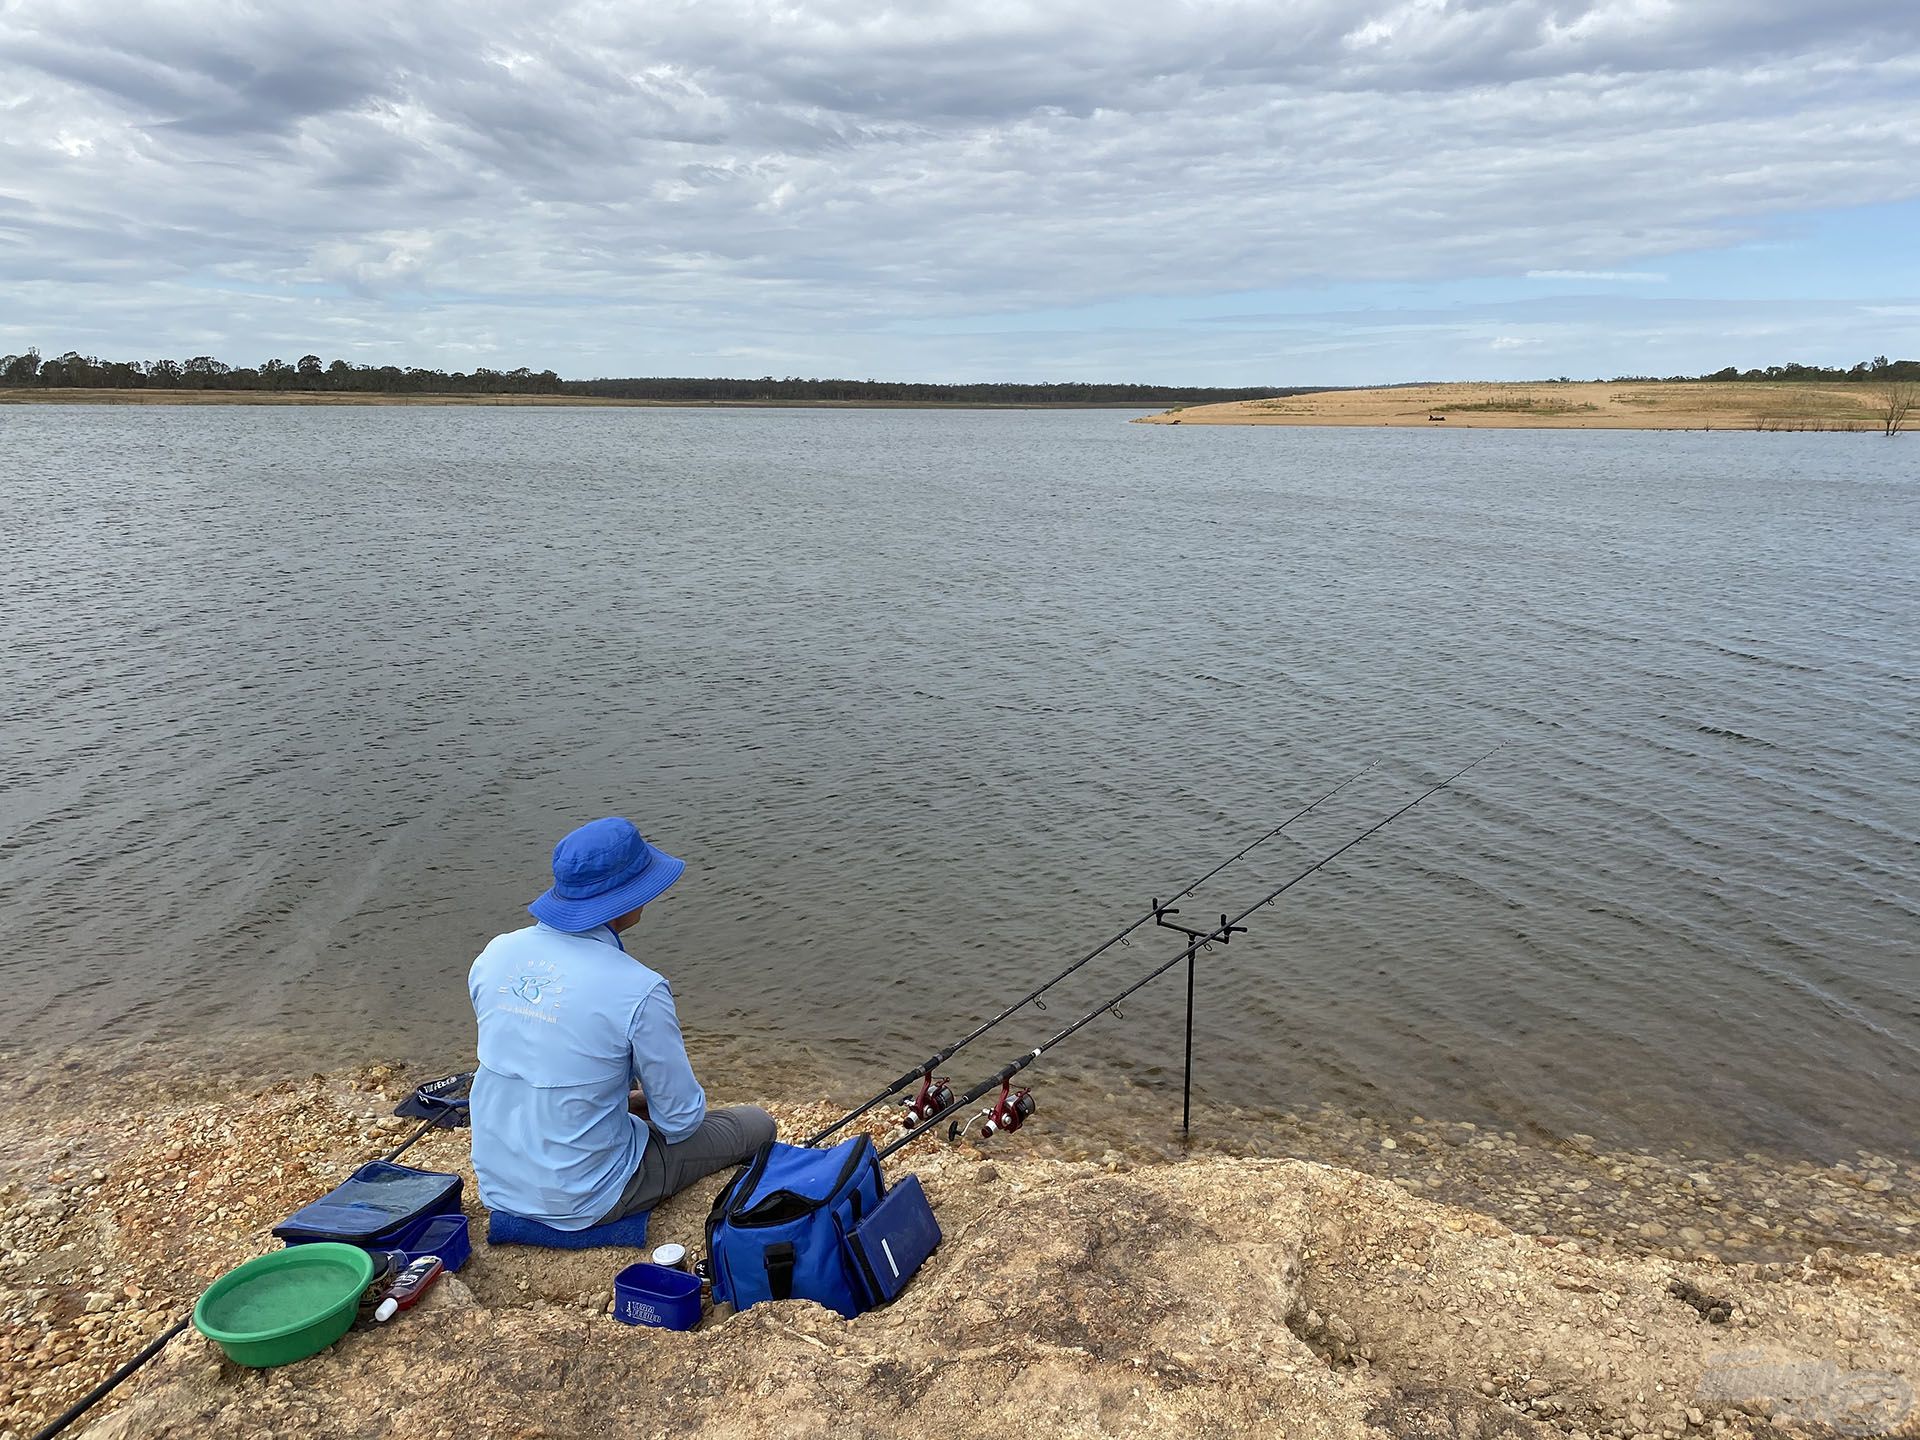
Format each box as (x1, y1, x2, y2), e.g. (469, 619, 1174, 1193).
(1606, 356, 1920, 383)
(0, 349, 567, 395)
(0, 347, 1303, 406)
(565, 375, 1299, 405)
(10, 343, 1911, 402)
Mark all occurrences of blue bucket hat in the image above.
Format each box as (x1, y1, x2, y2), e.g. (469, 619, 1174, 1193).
(528, 817, 685, 931)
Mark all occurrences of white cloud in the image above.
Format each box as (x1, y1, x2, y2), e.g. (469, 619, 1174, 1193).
(0, 1, 1917, 377)
(1526, 270, 1669, 283)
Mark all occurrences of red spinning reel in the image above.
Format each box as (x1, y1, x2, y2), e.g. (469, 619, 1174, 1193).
(977, 1079, 1036, 1140)
(899, 1072, 955, 1127)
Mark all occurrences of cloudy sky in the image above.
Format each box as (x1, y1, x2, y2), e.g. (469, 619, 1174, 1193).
(3, 0, 1917, 384)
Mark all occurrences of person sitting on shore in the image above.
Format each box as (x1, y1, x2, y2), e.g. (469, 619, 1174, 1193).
(468, 817, 775, 1229)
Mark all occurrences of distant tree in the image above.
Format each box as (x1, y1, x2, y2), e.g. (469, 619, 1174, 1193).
(182, 356, 229, 390)
(297, 354, 323, 384)
(1882, 382, 1915, 437)
(40, 351, 95, 386)
(3, 348, 41, 384)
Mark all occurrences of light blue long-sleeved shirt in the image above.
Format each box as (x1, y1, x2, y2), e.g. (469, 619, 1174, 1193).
(468, 922, 707, 1228)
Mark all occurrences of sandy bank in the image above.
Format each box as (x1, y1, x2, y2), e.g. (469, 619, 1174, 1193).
(1136, 382, 1903, 432)
(4, 1062, 1917, 1439)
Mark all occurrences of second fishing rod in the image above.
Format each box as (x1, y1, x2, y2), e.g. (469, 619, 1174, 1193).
(805, 761, 1375, 1146)
(876, 747, 1500, 1161)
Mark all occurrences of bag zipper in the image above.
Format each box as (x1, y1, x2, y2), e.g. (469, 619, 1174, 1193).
(726, 1136, 875, 1227)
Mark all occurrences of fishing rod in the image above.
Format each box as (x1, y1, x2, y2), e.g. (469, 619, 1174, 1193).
(876, 747, 1500, 1162)
(806, 761, 1376, 1146)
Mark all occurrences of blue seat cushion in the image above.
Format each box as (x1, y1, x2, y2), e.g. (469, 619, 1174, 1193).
(486, 1208, 650, 1250)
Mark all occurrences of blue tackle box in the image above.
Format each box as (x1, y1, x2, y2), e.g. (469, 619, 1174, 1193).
(273, 1162, 463, 1250)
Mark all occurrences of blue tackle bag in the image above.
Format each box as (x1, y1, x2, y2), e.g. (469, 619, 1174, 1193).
(705, 1136, 940, 1318)
(271, 1162, 463, 1247)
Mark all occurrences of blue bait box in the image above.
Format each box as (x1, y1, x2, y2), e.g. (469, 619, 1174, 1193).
(612, 1262, 701, 1330)
(388, 1211, 472, 1273)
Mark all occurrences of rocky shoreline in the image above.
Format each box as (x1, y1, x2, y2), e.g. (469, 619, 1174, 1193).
(2, 1054, 1915, 1439)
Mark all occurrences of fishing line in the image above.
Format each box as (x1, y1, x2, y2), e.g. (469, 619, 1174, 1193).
(877, 746, 1501, 1161)
(806, 762, 1375, 1146)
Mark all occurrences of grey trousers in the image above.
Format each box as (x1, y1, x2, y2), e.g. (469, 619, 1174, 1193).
(597, 1105, 777, 1223)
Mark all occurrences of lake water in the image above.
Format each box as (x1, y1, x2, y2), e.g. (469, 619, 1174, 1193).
(2, 404, 1915, 1164)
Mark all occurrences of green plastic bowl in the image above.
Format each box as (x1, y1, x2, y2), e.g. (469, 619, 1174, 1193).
(193, 1243, 375, 1368)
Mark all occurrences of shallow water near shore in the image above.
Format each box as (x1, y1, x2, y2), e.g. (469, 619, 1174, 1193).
(2, 405, 1915, 1167)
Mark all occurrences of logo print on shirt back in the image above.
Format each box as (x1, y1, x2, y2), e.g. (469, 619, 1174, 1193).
(504, 974, 556, 1004)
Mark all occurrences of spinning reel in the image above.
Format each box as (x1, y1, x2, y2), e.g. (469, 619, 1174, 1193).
(898, 1072, 955, 1127)
(975, 1079, 1036, 1140)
